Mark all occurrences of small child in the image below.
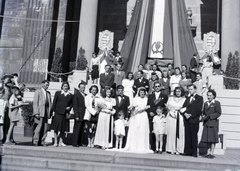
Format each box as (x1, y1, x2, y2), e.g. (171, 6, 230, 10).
(153, 106, 166, 154)
(114, 111, 127, 149)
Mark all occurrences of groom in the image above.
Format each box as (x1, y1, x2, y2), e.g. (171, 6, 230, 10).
(181, 84, 203, 157)
(147, 82, 168, 151)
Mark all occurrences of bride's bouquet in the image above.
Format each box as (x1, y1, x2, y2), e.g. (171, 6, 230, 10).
(128, 105, 150, 117)
(95, 101, 107, 113)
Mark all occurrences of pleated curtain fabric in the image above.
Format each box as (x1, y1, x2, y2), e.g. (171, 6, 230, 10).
(121, 0, 197, 72)
(121, 0, 154, 73)
(171, 0, 197, 68)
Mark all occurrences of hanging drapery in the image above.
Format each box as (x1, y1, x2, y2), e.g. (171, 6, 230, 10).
(121, 0, 197, 72)
(170, 0, 197, 68)
(121, 0, 154, 73)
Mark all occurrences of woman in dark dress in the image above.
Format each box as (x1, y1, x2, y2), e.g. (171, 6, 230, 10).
(201, 89, 221, 158)
(51, 81, 73, 147)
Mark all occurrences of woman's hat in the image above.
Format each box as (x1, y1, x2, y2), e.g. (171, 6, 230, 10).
(2, 74, 13, 80)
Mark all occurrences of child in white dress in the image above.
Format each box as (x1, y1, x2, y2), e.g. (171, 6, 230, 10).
(114, 112, 127, 149)
(153, 106, 166, 154)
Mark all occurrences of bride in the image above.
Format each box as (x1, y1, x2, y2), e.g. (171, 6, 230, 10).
(124, 87, 153, 153)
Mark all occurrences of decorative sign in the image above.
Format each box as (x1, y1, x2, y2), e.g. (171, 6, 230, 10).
(203, 31, 220, 53)
(98, 30, 114, 51)
(203, 32, 221, 65)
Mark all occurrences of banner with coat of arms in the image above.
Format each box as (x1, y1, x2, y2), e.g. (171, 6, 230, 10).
(148, 0, 165, 58)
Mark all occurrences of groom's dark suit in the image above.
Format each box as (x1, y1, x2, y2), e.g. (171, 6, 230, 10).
(115, 95, 130, 120)
(182, 94, 203, 156)
(147, 92, 168, 151)
(115, 94, 130, 148)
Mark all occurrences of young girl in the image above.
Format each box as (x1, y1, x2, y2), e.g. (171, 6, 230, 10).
(5, 86, 27, 144)
(90, 52, 101, 84)
(153, 106, 166, 154)
(114, 111, 127, 149)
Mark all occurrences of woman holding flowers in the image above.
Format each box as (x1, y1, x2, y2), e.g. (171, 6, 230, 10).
(94, 87, 116, 149)
(124, 87, 152, 153)
(166, 87, 186, 154)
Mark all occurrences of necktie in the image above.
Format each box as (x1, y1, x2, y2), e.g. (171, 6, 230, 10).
(92, 97, 95, 108)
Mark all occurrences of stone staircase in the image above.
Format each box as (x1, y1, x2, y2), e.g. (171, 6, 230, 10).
(1, 145, 240, 171)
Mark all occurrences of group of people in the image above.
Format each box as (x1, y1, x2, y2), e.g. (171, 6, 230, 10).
(0, 73, 28, 145)
(0, 51, 221, 159)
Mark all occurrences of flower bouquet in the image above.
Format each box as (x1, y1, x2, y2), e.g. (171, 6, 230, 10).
(95, 101, 107, 113)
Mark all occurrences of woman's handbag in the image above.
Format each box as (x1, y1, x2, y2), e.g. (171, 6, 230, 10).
(66, 112, 71, 119)
(89, 113, 98, 123)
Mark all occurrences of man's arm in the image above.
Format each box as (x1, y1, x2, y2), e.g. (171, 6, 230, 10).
(73, 94, 80, 120)
(33, 90, 40, 116)
(99, 74, 105, 88)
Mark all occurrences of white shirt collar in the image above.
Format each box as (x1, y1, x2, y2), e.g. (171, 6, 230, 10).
(155, 91, 161, 98)
(61, 90, 70, 96)
(208, 99, 215, 104)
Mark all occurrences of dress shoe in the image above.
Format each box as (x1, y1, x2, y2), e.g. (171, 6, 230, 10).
(181, 153, 192, 156)
(192, 154, 198, 158)
(59, 142, 66, 147)
(53, 143, 58, 147)
(159, 151, 163, 154)
(10, 140, 17, 144)
(154, 150, 158, 154)
(208, 154, 215, 159)
(204, 154, 210, 158)
(72, 144, 79, 147)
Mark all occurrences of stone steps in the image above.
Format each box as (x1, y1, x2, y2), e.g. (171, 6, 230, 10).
(1, 155, 170, 171)
(1, 145, 240, 171)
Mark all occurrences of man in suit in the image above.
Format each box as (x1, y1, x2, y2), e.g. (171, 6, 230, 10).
(134, 64, 147, 79)
(115, 85, 130, 120)
(181, 84, 203, 157)
(72, 82, 86, 147)
(133, 70, 149, 96)
(114, 63, 125, 88)
(147, 81, 168, 151)
(189, 53, 198, 82)
(100, 65, 115, 96)
(33, 80, 52, 146)
(115, 85, 130, 148)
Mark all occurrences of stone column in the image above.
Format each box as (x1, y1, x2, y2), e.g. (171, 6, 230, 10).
(221, 0, 240, 70)
(76, 0, 98, 66)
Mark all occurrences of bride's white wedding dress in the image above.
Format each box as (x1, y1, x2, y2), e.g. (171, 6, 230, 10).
(123, 96, 153, 153)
